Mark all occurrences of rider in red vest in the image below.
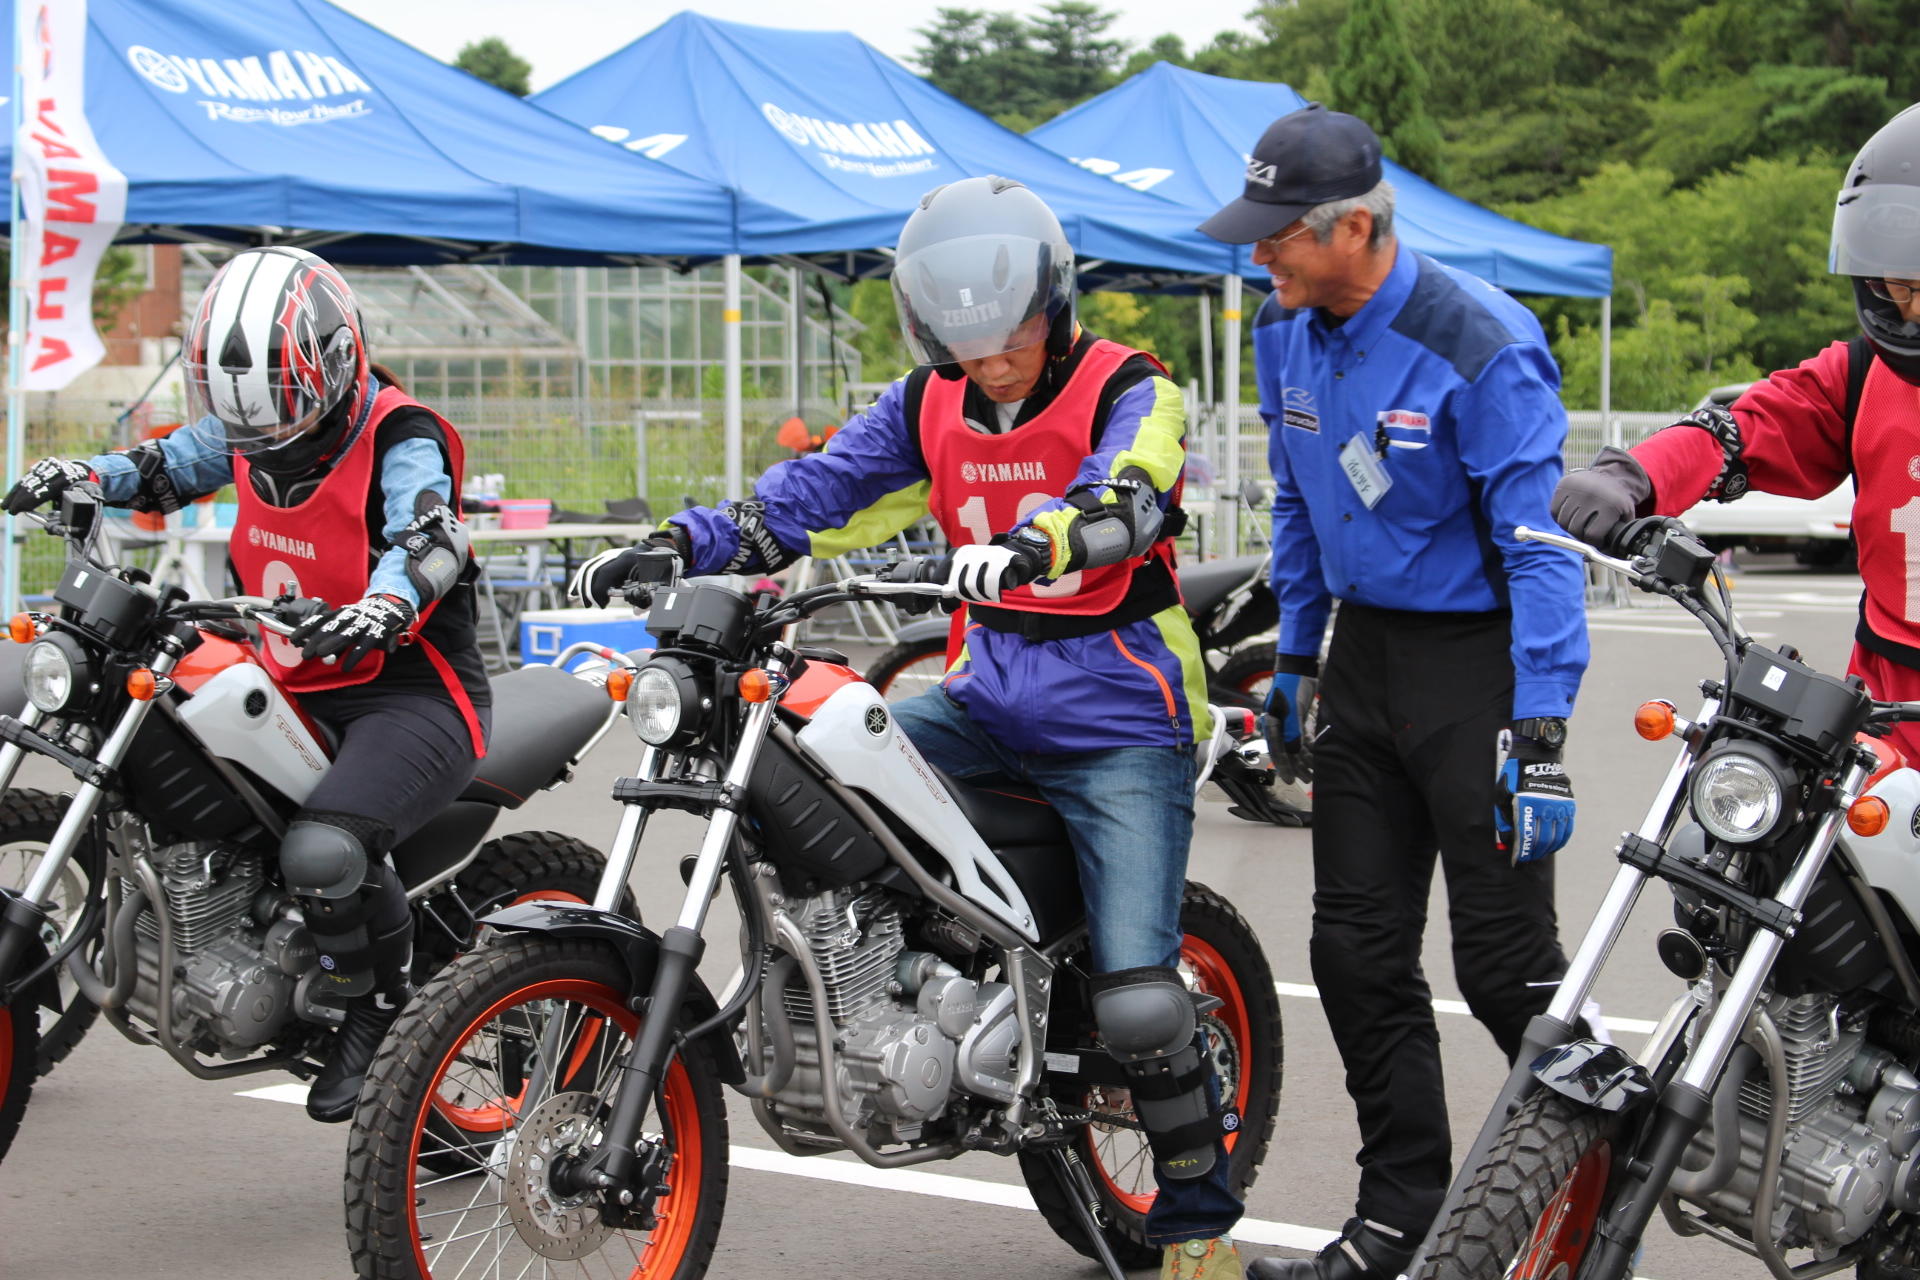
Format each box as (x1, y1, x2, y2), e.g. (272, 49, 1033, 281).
(1552, 108, 1920, 761)
(577, 177, 1245, 1276)
(5, 246, 488, 1121)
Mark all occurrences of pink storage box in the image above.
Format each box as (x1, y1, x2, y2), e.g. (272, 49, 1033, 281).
(498, 498, 552, 530)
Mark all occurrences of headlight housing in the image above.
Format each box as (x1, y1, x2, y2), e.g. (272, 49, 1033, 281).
(1690, 746, 1790, 844)
(626, 657, 706, 747)
(23, 634, 87, 714)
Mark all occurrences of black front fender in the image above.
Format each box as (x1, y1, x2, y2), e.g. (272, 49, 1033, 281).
(480, 900, 744, 1085)
(1529, 1037, 1654, 1114)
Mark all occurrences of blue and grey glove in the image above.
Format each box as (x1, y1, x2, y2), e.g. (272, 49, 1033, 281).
(1495, 729, 1576, 863)
(1261, 657, 1318, 785)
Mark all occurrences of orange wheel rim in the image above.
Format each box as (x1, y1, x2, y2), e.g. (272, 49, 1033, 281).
(1089, 933, 1253, 1215)
(1512, 1140, 1612, 1280)
(407, 977, 705, 1278)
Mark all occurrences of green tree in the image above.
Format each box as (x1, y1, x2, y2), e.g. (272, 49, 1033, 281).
(1244, 0, 1348, 85)
(1329, 0, 1449, 182)
(453, 37, 532, 97)
(1029, 2, 1126, 106)
(915, 3, 1127, 125)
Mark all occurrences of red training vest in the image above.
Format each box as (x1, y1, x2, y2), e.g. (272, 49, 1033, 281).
(229, 386, 484, 754)
(921, 339, 1178, 617)
(1849, 359, 1920, 654)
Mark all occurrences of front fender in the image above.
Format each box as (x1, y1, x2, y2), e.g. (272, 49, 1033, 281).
(1529, 1038, 1654, 1114)
(480, 900, 744, 1085)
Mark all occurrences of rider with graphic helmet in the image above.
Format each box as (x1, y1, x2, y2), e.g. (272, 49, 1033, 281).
(5, 245, 488, 1122)
(576, 176, 1247, 1276)
(1554, 107, 1920, 757)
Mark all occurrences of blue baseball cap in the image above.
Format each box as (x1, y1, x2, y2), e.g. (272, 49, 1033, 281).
(1199, 103, 1384, 245)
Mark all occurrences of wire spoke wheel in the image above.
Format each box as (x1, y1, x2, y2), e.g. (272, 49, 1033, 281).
(863, 638, 949, 703)
(346, 936, 728, 1280)
(0, 791, 103, 1077)
(1420, 1090, 1616, 1280)
(1019, 883, 1281, 1267)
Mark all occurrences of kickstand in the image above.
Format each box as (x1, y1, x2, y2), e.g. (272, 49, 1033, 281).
(1044, 1145, 1129, 1280)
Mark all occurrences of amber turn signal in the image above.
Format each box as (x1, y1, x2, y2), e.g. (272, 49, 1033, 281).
(1634, 700, 1677, 741)
(606, 668, 634, 702)
(739, 669, 772, 703)
(7, 614, 34, 644)
(1849, 795, 1892, 838)
(125, 668, 159, 702)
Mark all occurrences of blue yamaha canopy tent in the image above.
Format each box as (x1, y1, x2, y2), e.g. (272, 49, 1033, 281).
(0, 0, 744, 263)
(1031, 62, 1614, 299)
(533, 11, 1238, 287)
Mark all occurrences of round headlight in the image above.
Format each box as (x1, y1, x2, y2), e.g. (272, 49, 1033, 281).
(628, 664, 685, 746)
(1691, 751, 1785, 843)
(23, 637, 81, 713)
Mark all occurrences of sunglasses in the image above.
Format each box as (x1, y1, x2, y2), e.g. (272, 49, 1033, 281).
(1255, 224, 1315, 253)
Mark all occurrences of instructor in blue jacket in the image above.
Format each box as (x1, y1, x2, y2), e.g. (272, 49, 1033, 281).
(1200, 105, 1590, 1280)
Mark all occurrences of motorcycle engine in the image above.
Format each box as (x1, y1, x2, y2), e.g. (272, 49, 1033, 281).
(1684, 991, 1920, 1258)
(761, 887, 1020, 1146)
(124, 841, 313, 1053)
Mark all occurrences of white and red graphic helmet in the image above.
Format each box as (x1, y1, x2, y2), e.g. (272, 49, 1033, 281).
(183, 246, 368, 461)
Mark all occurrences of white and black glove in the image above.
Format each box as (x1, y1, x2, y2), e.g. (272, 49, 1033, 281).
(5, 457, 94, 515)
(569, 526, 688, 608)
(948, 534, 1049, 604)
(290, 594, 416, 672)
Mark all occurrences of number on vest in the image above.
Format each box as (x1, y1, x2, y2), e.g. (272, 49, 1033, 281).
(954, 494, 1083, 598)
(1895, 498, 1920, 622)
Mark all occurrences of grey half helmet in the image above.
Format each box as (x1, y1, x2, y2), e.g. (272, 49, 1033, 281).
(1832, 105, 1920, 384)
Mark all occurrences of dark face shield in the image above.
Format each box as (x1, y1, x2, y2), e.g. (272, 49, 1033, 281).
(891, 232, 1074, 366)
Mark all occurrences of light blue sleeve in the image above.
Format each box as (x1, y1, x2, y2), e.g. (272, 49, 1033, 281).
(366, 437, 455, 608)
(87, 416, 234, 504)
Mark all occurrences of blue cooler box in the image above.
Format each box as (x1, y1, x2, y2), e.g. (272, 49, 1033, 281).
(518, 606, 654, 668)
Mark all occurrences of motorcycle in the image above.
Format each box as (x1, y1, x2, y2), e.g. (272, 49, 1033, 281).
(0, 487, 626, 1163)
(342, 550, 1282, 1280)
(1406, 515, 1920, 1280)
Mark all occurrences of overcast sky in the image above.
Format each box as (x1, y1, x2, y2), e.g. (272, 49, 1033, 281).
(327, 1, 1264, 93)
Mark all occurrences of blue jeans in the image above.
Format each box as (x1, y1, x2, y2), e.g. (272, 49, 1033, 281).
(890, 689, 1243, 1245)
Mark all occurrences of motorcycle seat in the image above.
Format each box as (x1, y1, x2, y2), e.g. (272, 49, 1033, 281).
(936, 769, 1070, 848)
(1180, 553, 1268, 619)
(462, 665, 611, 808)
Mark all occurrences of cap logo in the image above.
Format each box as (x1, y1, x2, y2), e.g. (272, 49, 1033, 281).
(1245, 159, 1278, 189)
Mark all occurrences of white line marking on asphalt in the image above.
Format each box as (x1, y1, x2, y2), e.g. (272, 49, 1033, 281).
(238, 1082, 310, 1104)
(1586, 622, 1775, 639)
(1273, 982, 1660, 1034)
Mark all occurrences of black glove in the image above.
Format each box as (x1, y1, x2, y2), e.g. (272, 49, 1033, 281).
(1551, 447, 1653, 551)
(5, 457, 94, 515)
(290, 594, 416, 672)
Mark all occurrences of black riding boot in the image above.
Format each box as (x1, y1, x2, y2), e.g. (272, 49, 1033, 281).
(1247, 1218, 1416, 1280)
(306, 912, 414, 1123)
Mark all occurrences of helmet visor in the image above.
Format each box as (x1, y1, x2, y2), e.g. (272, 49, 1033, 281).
(1832, 182, 1920, 278)
(182, 356, 340, 457)
(891, 233, 1071, 366)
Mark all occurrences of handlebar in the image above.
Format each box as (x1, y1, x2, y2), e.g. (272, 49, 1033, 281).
(167, 595, 324, 638)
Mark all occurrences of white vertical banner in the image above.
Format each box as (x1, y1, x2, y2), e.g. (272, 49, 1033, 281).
(14, 0, 125, 391)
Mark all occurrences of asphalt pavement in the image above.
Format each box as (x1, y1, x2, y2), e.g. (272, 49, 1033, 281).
(0, 559, 1866, 1278)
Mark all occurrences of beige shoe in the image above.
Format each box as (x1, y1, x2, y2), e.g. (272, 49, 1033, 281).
(1163, 1236, 1245, 1279)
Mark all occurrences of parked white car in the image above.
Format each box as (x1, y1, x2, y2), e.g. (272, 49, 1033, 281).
(1676, 383, 1856, 566)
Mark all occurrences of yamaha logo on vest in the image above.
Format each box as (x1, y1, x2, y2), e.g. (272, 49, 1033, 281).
(960, 460, 1048, 485)
(247, 527, 318, 560)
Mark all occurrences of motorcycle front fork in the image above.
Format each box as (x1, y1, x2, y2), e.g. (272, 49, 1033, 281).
(0, 649, 178, 991)
(560, 696, 783, 1198)
(1402, 702, 1869, 1280)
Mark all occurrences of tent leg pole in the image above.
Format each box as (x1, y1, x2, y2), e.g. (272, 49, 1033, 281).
(787, 265, 804, 423)
(724, 254, 744, 501)
(1221, 274, 1243, 559)
(6, 16, 25, 615)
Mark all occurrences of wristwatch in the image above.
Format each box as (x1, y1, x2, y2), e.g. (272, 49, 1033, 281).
(1513, 716, 1568, 750)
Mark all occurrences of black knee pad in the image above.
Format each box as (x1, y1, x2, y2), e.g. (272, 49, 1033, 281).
(1092, 967, 1220, 1182)
(280, 814, 380, 900)
(304, 864, 411, 1000)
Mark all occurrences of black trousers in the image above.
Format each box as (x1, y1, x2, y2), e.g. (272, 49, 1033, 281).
(295, 679, 493, 966)
(1309, 603, 1569, 1236)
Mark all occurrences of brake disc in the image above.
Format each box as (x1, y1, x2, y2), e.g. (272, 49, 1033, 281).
(505, 1091, 615, 1260)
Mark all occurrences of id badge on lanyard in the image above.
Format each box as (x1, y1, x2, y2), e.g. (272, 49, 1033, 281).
(1338, 415, 1393, 510)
